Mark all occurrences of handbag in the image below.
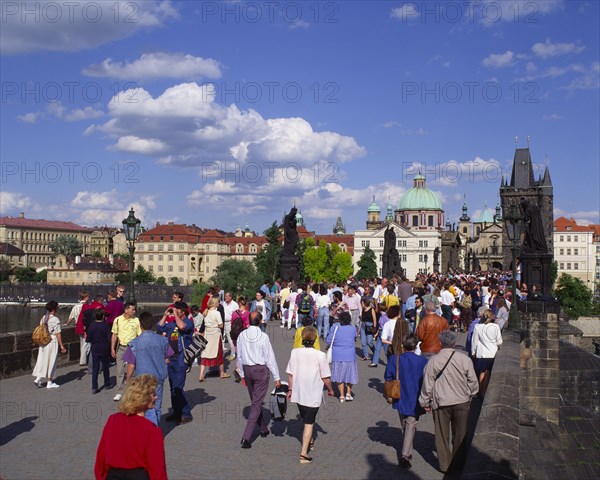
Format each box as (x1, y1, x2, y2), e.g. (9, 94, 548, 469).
(32, 316, 51, 346)
(326, 325, 339, 363)
(383, 353, 401, 401)
(184, 334, 208, 369)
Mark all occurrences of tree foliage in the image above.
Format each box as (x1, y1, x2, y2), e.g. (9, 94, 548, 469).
(115, 265, 155, 286)
(329, 250, 354, 283)
(211, 258, 259, 299)
(303, 239, 329, 282)
(0, 258, 11, 282)
(555, 273, 593, 319)
(170, 277, 181, 287)
(254, 222, 282, 283)
(155, 276, 166, 285)
(190, 281, 211, 306)
(49, 235, 83, 259)
(355, 246, 378, 280)
(13, 267, 37, 283)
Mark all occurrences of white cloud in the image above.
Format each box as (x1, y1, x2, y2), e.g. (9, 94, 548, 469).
(82, 52, 222, 81)
(532, 39, 585, 59)
(403, 158, 503, 187)
(289, 20, 310, 30)
(0, 192, 36, 214)
(69, 191, 156, 226)
(390, 5, 419, 21)
(482, 51, 515, 68)
(88, 82, 365, 168)
(542, 114, 562, 120)
(1, 1, 178, 55)
(17, 112, 41, 123)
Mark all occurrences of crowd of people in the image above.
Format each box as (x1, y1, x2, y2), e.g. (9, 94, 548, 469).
(31, 271, 520, 479)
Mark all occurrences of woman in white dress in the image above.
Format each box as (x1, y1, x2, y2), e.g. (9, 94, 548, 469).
(199, 297, 229, 381)
(33, 301, 66, 388)
(471, 309, 503, 397)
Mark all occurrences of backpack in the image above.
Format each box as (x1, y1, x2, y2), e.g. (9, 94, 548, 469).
(230, 311, 245, 345)
(298, 294, 312, 314)
(269, 382, 289, 421)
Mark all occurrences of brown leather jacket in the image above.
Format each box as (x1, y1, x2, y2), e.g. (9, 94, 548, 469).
(416, 313, 449, 353)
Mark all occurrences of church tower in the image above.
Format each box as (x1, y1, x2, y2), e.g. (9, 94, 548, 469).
(366, 197, 382, 231)
(499, 140, 554, 268)
(458, 194, 471, 238)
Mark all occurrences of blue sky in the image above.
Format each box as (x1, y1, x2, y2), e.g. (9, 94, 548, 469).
(1, 0, 599, 234)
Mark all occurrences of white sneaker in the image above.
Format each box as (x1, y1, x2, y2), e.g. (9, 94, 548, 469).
(46, 382, 60, 389)
(34, 378, 43, 387)
(113, 393, 122, 401)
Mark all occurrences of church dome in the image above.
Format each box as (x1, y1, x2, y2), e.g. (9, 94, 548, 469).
(397, 174, 442, 211)
(367, 198, 380, 213)
(474, 204, 496, 224)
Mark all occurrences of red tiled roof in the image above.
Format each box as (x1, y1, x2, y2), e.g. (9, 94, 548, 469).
(0, 216, 92, 232)
(0, 243, 25, 255)
(138, 223, 204, 243)
(554, 217, 594, 233)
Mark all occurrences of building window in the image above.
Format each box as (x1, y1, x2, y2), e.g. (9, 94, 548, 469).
(567, 236, 571, 242)
(138, 245, 144, 251)
(340, 244, 346, 252)
(560, 235, 564, 242)
(361, 240, 370, 247)
(560, 263, 564, 269)
(158, 265, 163, 272)
(574, 235, 578, 242)
(419, 254, 423, 262)
(249, 244, 257, 254)
(170, 235, 174, 241)
(567, 263, 571, 269)
(178, 266, 184, 272)
(567, 249, 571, 255)
(150, 236, 154, 241)
(148, 265, 154, 272)
(168, 265, 173, 272)
(560, 249, 564, 255)
(168, 255, 173, 261)
(379, 255, 383, 261)
(178, 255, 184, 261)
(380, 240, 384, 247)
(168, 245, 174, 251)
(236, 244, 243, 253)
(158, 245, 164, 251)
(463, 227, 467, 234)
(149, 255, 153, 261)
(412, 216, 418, 227)
(428, 216, 434, 227)
(574, 248, 579, 255)
(397, 240, 406, 248)
(158, 255, 163, 261)
(401, 255, 407, 262)
(148, 245, 154, 251)
(179, 244, 185, 250)
(574, 263, 578, 270)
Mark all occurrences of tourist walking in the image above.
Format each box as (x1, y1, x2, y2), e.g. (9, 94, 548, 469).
(199, 297, 229, 381)
(33, 300, 66, 389)
(370, 303, 389, 368)
(293, 315, 321, 350)
(471, 309, 503, 397)
(315, 283, 331, 339)
(325, 311, 358, 402)
(237, 311, 281, 448)
(124, 311, 172, 426)
(359, 297, 377, 361)
(222, 292, 239, 360)
(86, 308, 112, 394)
(419, 331, 479, 473)
(110, 302, 141, 401)
(157, 301, 194, 425)
(384, 333, 428, 469)
(286, 326, 335, 464)
(94, 374, 167, 480)
(416, 302, 449, 358)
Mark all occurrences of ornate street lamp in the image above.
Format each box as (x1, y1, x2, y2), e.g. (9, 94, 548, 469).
(503, 203, 523, 330)
(122, 207, 141, 304)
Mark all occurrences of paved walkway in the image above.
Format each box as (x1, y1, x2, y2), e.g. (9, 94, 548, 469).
(0, 325, 469, 480)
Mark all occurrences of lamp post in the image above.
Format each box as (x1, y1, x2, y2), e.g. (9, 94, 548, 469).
(122, 207, 141, 304)
(424, 254, 428, 274)
(503, 203, 523, 331)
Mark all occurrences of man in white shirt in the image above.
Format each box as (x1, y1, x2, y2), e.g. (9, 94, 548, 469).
(237, 311, 281, 448)
(222, 292, 239, 361)
(440, 282, 455, 325)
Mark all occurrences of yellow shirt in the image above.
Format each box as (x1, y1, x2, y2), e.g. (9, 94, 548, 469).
(384, 295, 400, 308)
(280, 288, 291, 304)
(111, 315, 141, 346)
(292, 327, 321, 350)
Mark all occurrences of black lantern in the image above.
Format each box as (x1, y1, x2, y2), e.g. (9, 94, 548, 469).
(122, 207, 141, 303)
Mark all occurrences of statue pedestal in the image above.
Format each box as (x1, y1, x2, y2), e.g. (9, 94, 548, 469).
(520, 252, 553, 296)
(280, 256, 299, 282)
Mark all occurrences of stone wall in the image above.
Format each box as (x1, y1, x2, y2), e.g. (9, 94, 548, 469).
(0, 284, 195, 303)
(0, 326, 80, 379)
(559, 340, 600, 415)
(567, 316, 600, 338)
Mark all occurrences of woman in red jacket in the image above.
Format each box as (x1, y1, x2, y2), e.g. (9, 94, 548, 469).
(95, 374, 167, 480)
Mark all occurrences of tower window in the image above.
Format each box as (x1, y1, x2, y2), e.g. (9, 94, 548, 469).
(428, 216, 434, 227)
(412, 216, 418, 227)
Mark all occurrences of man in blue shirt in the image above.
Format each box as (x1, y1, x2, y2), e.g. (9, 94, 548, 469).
(157, 301, 194, 425)
(125, 311, 173, 426)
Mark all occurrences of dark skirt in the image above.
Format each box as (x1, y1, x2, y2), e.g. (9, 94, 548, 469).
(298, 404, 319, 425)
(474, 357, 495, 374)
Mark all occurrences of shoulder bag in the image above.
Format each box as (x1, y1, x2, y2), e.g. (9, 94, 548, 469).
(384, 354, 401, 401)
(326, 325, 339, 363)
(32, 315, 52, 346)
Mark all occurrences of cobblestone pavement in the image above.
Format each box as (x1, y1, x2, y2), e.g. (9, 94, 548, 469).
(1, 324, 467, 480)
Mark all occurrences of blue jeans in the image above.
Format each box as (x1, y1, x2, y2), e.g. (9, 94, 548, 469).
(168, 361, 191, 419)
(145, 381, 163, 426)
(360, 323, 375, 359)
(316, 307, 330, 339)
(297, 313, 310, 328)
(372, 332, 384, 365)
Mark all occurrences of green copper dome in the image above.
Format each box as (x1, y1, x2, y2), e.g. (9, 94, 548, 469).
(474, 207, 496, 224)
(397, 175, 442, 211)
(367, 197, 380, 212)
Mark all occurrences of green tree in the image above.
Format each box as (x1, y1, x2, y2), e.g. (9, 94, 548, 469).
(0, 258, 11, 282)
(190, 281, 211, 306)
(296, 238, 308, 283)
(211, 259, 259, 299)
(170, 277, 181, 287)
(49, 235, 83, 259)
(550, 260, 558, 291)
(134, 265, 155, 284)
(303, 239, 329, 282)
(356, 246, 378, 280)
(254, 222, 282, 283)
(34, 269, 47, 282)
(555, 273, 593, 318)
(155, 276, 167, 285)
(13, 267, 37, 282)
(329, 250, 354, 283)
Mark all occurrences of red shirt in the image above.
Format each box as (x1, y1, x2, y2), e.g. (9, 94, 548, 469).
(95, 413, 167, 480)
(76, 301, 103, 335)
